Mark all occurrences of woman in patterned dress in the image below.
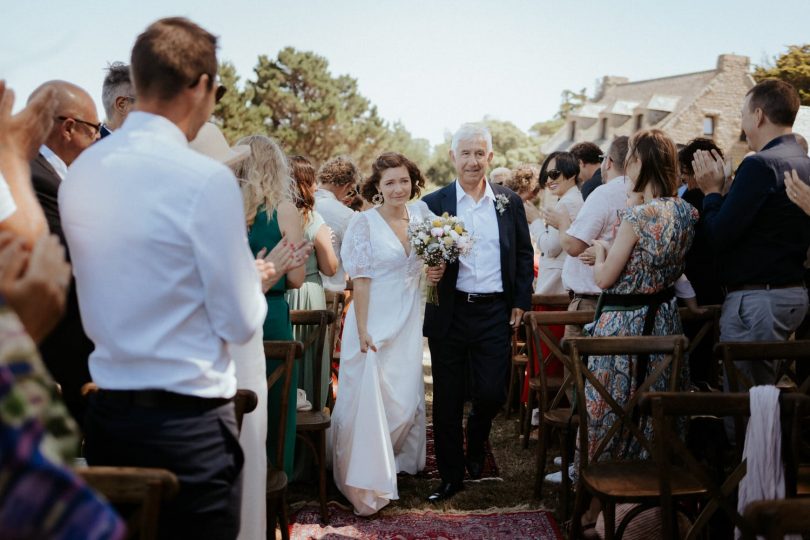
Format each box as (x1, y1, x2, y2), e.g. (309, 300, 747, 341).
(581, 129, 698, 463)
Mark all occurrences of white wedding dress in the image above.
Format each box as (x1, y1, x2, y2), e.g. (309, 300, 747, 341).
(329, 202, 430, 516)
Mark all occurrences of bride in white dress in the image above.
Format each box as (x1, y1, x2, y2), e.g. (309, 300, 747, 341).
(329, 153, 443, 516)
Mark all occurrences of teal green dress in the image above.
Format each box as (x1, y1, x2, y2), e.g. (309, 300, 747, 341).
(285, 211, 329, 480)
(248, 207, 297, 476)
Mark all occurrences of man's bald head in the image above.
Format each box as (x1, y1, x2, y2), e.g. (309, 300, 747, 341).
(30, 80, 100, 166)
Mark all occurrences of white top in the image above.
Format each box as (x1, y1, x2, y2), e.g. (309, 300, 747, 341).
(59, 111, 266, 398)
(314, 188, 355, 292)
(39, 145, 68, 180)
(562, 175, 629, 294)
(455, 180, 503, 293)
(0, 172, 17, 222)
(537, 186, 584, 270)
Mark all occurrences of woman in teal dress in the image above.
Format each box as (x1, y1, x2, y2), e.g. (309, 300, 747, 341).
(235, 135, 308, 476)
(583, 129, 698, 463)
(286, 156, 338, 480)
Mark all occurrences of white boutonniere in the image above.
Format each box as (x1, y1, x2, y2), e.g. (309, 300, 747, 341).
(494, 194, 510, 215)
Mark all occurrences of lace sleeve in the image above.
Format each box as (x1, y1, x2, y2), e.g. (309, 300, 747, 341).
(341, 212, 373, 279)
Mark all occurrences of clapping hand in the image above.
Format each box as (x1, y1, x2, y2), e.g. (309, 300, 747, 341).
(785, 169, 810, 216)
(426, 262, 446, 285)
(0, 80, 57, 162)
(0, 233, 71, 343)
(539, 207, 567, 231)
(692, 149, 732, 195)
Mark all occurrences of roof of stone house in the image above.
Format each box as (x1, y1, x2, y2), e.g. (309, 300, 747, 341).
(541, 68, 723, 154)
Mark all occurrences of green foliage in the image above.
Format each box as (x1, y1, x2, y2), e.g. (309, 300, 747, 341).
(556, 88, 588, 120)
(753, 45, 810, 105)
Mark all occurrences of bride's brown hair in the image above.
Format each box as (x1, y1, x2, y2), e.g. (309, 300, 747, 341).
(361, 152, 426, 203)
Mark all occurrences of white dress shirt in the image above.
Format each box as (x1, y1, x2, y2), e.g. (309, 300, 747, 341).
(314, 188, 355, 292)
(39, 145, 68, 180)
(455, 180, 503, 293)
(0, 172, 17, 222)
(562, 176, 628, 294)
(60, 112, 266, 398)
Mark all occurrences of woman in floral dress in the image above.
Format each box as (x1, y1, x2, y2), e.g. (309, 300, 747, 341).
(581, 129, 698, 463)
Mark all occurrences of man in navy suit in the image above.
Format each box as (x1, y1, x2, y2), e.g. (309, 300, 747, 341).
(694, 79, 810, 387)
(422, 124, 533, 502)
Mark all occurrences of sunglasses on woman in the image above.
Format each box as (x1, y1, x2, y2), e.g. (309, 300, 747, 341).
(546, 169, 563, 180)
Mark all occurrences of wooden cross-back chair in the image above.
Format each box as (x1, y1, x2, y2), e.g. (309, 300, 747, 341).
(567, 335, 689, 540)
(323, 291, 346, 411)
(522, 306, 719, 517)
(638, 391, 810, 540)
(77, 467, 179, 540)
(289, 309, 335, 523)
(714, 340, 810, 451)
(263, 340, 304, 540)
(506, 294, 570, 423)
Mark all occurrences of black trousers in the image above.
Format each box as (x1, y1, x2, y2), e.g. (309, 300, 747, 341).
(428, 296, 511, 484)
(85, 392, 244, 540)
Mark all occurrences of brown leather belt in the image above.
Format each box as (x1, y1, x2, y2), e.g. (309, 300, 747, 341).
(568, 291, 600, 301)
(724, 282, 805, 294)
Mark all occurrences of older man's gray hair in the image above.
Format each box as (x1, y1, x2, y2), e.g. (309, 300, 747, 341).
(451, 123, 493, 154)
(101, 62, 132, 121)
(489, 167, 512, 185)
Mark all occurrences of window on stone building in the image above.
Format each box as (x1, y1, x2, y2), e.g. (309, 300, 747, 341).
(635, 114, 643, 131)
(599, 118, 608, 139)
(570, 121, 576, 140)
(703, 116, 716, 137)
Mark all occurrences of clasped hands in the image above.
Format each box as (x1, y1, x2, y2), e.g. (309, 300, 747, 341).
(578, 239, 609, 266)
(254, 237, 312, 292)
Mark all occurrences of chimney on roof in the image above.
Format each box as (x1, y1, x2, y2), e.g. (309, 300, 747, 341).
(717, 54, 750, 73)
(595, 75, 629, 101)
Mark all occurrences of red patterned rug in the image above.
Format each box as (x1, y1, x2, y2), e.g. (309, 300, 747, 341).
(413, 424, 500, 481)
(290, 502, 562, 539)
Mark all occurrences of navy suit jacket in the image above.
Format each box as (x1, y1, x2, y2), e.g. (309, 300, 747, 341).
(421, 181, 534, 339)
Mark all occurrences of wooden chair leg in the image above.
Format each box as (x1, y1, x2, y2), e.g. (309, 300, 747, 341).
(603, 500, 616, 540)
(522, 389, 537, 449)
(560, 424, 571, 521)
(534, 421, 551, 498)
(506, 362, 517, 418)
(279, 492, 290, 540)
(318, 431, 329, 523)
(267, 495, 277, 540)
(570, 480, 586, 539)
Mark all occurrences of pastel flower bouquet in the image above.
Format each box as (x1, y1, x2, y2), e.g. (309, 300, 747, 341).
(408, 212, 474, 305)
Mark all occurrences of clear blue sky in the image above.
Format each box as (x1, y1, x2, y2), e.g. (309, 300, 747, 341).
(2, 0, 808, 146)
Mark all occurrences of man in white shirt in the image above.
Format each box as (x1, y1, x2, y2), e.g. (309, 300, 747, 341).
(60, 17, 266, 538)
(543, 136, 629, 336)
(422, 124, 534, 502)
(314, 156, 359, 292)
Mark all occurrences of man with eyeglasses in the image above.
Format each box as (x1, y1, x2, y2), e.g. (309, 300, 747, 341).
(28, 79, 100, 429)
(60, 17, 262, 538)
(100, 62, 136, 137)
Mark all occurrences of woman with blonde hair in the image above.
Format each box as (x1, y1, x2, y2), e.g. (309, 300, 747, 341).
(235, 135, 308, 479)
(506, 163, 543, 225)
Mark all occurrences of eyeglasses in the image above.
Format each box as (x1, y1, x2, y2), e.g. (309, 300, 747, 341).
(57, 116, 102, 137)
(546, 169, 562, 180)
(597, 155, 605, 163)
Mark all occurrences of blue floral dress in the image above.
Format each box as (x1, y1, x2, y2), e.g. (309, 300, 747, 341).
(583, 198, 698, 461)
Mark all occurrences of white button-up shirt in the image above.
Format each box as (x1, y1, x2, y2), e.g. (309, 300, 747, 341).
(455, 180, 503, 293)
(314, 188, 355, 292)
(562, 175, 628, 294)
(40, 145, 68, 180)
(60, 112, 266, 398)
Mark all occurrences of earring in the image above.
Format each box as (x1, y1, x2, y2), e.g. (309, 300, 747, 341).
(372, 193, 384, 206)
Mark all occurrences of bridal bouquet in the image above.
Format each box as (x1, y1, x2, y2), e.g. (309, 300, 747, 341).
(408, 212, 474, 305)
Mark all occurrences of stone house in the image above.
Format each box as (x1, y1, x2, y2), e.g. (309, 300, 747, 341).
(542, 54, 756, 164)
